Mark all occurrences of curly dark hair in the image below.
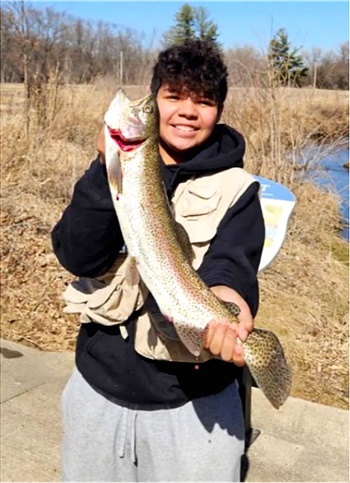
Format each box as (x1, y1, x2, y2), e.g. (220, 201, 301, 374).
(150, 39, 228, 107)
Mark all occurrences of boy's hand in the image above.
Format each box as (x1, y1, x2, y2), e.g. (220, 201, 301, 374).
(96, 125, 106, 164)
(204, 286, 254, 366)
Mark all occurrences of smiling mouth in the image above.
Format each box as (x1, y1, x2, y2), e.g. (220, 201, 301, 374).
(172, 125, 198, 133)
(108, 127, 145, 152)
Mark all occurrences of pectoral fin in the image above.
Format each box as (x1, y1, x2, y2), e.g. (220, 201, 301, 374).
(173, 220, 194, 264)
(125, 256, 140, 286)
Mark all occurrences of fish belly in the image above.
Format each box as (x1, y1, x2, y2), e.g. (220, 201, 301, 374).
(112, 182, 214, 355)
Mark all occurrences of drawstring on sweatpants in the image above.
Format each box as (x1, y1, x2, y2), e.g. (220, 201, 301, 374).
(117, 405, 138, 464)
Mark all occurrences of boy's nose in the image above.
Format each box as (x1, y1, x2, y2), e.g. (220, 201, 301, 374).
(177, 99, 198, 118)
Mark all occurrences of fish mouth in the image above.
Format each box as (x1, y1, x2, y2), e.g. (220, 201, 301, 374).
(107, 127, 145, 152)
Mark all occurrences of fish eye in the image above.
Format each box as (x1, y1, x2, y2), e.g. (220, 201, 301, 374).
(143, 103, 154, 114)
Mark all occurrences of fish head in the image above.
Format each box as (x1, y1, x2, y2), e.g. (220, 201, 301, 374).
(104, 88, 158, 195)
(104, 88, 157, 154)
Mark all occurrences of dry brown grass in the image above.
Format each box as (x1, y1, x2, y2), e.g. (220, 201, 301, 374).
(1, 83, 349, 409)
(223, 87, 349, 181)
(256, 183, 349, 409)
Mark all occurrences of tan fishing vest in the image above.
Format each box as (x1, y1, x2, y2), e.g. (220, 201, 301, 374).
(63, 167, 257, 362)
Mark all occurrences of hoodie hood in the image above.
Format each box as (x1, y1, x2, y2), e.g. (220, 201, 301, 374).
(161, 124, 245, 179)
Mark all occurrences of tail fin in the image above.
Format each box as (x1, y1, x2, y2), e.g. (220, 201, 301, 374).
(243, 329, 292, 409)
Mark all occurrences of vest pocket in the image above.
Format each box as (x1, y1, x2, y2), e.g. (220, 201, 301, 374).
(174, 178, 222, 246)
(181, 178, 222, 219)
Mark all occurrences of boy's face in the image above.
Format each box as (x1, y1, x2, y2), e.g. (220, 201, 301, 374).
(156, 85, 221, 163)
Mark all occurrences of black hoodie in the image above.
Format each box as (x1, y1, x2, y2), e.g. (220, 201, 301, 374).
(52, 124, 265, 409)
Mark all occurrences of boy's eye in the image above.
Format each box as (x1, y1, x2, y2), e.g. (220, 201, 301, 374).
(199, 99, 215, 106)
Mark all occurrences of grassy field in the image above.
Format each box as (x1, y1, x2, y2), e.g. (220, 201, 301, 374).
(1, 82, 349, 409)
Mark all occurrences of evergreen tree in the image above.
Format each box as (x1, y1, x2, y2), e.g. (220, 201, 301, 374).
(163, 4, 219, 47)
(194, 6, 219, 43)
(268, 28, 308, 86)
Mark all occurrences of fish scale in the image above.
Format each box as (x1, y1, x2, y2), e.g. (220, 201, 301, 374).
(104, 89, 292, 409)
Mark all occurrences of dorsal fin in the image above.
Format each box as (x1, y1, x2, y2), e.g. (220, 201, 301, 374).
(223, 301, 241, 317)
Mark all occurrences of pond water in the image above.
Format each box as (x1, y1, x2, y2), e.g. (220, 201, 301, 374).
(305, 143, 349, 241)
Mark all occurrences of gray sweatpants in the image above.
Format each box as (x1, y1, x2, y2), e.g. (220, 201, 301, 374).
(61, 369, 245, 482)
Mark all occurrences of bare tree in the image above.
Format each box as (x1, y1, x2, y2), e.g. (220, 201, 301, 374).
(225, 45, 266, 87)
(303, 47, 323, 87)
(303, 43, 349, 89)
(3, 1, 345, 92)
(2, 1, 39, 133)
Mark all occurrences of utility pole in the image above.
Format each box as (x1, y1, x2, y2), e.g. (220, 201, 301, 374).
(120, 51, 123, 86)
(313, 61, 317, 89)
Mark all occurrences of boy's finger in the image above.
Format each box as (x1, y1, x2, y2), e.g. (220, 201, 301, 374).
(207, 320, 228, 356)
(233, 343, 245, 367)
(96, 125, 106, 164)
(220, 323, 237, 361)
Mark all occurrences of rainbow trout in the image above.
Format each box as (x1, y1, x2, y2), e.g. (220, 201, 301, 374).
(104, 89, 292, 409)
